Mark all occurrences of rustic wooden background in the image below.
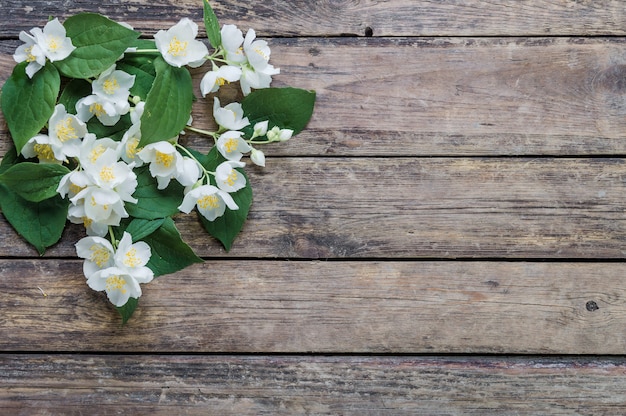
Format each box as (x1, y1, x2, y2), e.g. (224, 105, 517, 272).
(2, 0, 626, 414)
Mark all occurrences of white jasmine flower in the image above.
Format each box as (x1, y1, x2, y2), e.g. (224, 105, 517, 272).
(213, 97, 249, 131)
(239, 28, 279, 95)
(47, 104, 88, 160)
(57, 170, 93, 199)
(215, 160, 246, 193)
(84, 232, 154, 308)
(76, 95, 121, 126)
(177, 156, 202, 187)
(67, 203, 109, 237)
(154, 18, 208, 68)
(137, 141, 183, 189)
(21, 135, 61, 164)
(251, 120, 269, 139)
(78, 134, 122, 168)
(216, 130, 251, 161)
(178, 184, 239, 221)
(13, 18, 75, 78)
(82, 147, 137, 198)
(71, 186, 130, 226)
(77, 65, 134, 126)
(220, 24, 246, 64)
(119, 124, 144, 166)
(250, 148, 266, 167)
(200, 65, 242, 96)
(75, 235, 115, 278)
(130, 101, 145, 125)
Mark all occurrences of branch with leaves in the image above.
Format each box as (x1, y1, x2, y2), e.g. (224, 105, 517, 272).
(0, 1, 316, 323)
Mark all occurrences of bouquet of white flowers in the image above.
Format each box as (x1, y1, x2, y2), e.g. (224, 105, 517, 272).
(0, 1, 315, 323)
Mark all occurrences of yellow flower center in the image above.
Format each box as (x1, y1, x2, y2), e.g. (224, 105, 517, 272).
(216, 77, 227, 87)
(155, 150, 174, 167)
(55, 118, 78, 142)
(47, 37, 60, 51)
(224, 138, 238, 154)
(123, 247, 141, 268)
(89, 102, 106, 117)
(82, 216, 93, 230)
(89, 144, 107, 164)
(126, 137, 141, 159)
(90, 244, 111, 267)
(102, 78, 120, 95)
(198, 194, 220, 209)
(99, 166, 115, 183)
(105, 275, 127, 294)
(254, 47, 268, 60)
(225, 170, 238, 186)
(69, 183, 84, 196)
(33, 143, 55, 161)
(168, 36, 188, 56)
(25, 46, 36, 62)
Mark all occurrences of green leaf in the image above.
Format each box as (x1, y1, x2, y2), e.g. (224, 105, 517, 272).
(125, 166, 184, 219)
(203, 0, 222, 49)
(0, 186, 68, 255)
(55, 13, 140, 78)
(58, 79, 92, 115)
(241, 87, 316, 139)
(195, 148, 253, 251)
(115, 297, 138, 325)
(142, 217, 203, 276)
(139, 57, 193, 147)
(0, 146, 20, 175)
(0, 162, 69, 202)
(124, 217, 166, 241)
(1, 62, 60, 154)
(116, 55, 157, 99)
(87, 114, 133, 141)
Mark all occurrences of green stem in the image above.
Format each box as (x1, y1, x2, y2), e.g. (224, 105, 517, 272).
(129, 48, 160, 54)
(185, 126, 219, 138)
(108, 226, 118, 248)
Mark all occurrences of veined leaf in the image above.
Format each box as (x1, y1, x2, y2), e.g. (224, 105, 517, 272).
(55, 13, 139, 78)
(139, 57, 193, 147)
(1, 62, 60, 154)
(203, 0, 222, 49)
(125, 166, 184, 220)
(116, 297, 138, 325)
(0, 162, 69, 202)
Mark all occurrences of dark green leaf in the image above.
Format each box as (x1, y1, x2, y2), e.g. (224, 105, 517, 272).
(0, 146, 20, 175)
(0, 185, 68, 255)
(1, 62, 60, 153)
(55, 13, 140, 78)
(142, 217, 203, 276)
(58, 79, 92, 115)
(124, 217, 166, 241)
(125, 166, 184, 219)
(116, 55, 156, 99)
(139, 57, 194, 147)
(241, 87, 316, 139)
(115, 297, 138, 325)
(0, 162, 69, 202)
(203, 0, 222, 49)
(87, 114, 132, 141)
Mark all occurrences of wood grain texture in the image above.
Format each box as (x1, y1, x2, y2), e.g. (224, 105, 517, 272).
(2, 354, 626, 415)
(2, 259, 626, 354)
(1, 0, 626, 37)
(3, 37, 626, 157)
(1, 158, 624, 259)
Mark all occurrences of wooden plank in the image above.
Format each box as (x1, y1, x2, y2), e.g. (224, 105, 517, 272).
(2, 354, 626, 414)
(3, 37, 626, 157)
(1, 158, 624, 259)
(2, 0, 626, 37)
(2, 259, 626, 354)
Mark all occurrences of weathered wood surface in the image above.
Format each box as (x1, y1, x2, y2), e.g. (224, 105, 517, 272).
(3, 355, 626, 415)
(1, 0, 626, 37)
(1, 158, 625, 259)
(2, 0, 626, 413)
(3, 37, 626, 157)
(2, 259, 626, 354)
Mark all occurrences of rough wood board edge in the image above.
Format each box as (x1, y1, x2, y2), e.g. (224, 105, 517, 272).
(2, 354, 626, 414)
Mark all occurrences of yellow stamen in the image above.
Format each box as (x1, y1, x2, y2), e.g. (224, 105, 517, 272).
(124, 248, 141, 268)
(55, 118, 78, 142)
(168, 36, 188, 56)
(99, 166, 115, 183)
(198, 194, 220, 209)
(69, 183, 84, 196)
(105, 275, 127, 294)
(25, 46, 36, 62)
(89, 102, 105, 117)
(90, 244, 111, 267)
(47, 37, 59, 51)
(126, 137, 141, 159)
(102, 78, 120, 95)
(33, 143, 55, 161)
(226, 170, 238, 186)
(89, 144, 106, 163)
(155, 150, 174, 168)
(224, 138, 238, 154)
